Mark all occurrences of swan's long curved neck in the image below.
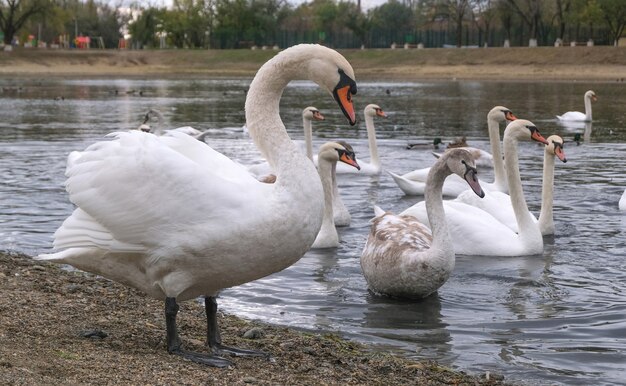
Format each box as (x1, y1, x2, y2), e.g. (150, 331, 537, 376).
(151, 110, 165, 135)
(364, 114, 380, 168)
(488, 117, 506, 191)
(318, 158, 336, 231)
(303, 117, 314, 161)
(245, 53, 311, 179)
(584, 95, 593, 121)
(503, 134, 535, 235)
(424, 163, 451, 252)
(537, 150, 555, 234)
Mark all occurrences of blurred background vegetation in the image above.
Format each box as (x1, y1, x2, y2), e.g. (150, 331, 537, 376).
(1, 0, 625, 50)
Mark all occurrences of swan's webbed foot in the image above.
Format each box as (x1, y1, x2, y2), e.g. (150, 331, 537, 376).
(204, 296, 270, 360)
(169, 347, 233, 367)
(165, 297, 233, 368)
(211, 343, 269, 358)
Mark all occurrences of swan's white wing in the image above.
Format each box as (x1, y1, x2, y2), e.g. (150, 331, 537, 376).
(169, 126, 203, 136)
(454, 189, 538, 232)
(57, 131, 270, 252)
(389, 169, 473, 197)
(388, 170, 427, 195)
(556, 111, 586, 121)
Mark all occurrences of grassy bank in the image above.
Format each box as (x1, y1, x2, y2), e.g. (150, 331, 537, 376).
(1, 46, 625, 81)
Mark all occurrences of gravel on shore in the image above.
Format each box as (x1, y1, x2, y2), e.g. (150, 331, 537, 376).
(0, 251, 513, 385)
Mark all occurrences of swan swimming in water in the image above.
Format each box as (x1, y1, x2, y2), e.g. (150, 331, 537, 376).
(36, 44, 358, 367)
(138, 108, 211, 141)
(454, 134, 567, 235)
(334, 103, 386, 174)
(556, 90, 597, 122)
(360, 148, 484, 299)
(401, 119, 549, 256)
(311, 141, 360, 248)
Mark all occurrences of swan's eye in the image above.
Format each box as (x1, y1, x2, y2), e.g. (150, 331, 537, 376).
(338, 69, 357, 95)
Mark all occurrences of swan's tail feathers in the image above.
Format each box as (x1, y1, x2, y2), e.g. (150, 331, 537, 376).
(36, 248, 93, 262)
(387, 170, 423, 196)
(194, 130, 212, 142)
(555, 115, 563, 120)
(66, 151, 84, 174)
(431, 152, 442, 159)
(373, 205, 386, 218)
(50, 208, 144, 252)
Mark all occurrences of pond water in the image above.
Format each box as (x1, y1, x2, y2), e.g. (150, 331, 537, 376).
(1, 76, 625, 385)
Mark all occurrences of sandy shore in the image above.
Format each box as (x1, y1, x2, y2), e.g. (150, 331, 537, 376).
(0, 46, 625, 81)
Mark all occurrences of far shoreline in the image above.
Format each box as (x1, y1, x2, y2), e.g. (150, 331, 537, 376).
(1, 46, 625, 82)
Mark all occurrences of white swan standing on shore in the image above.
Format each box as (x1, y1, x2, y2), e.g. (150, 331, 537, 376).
(556, 90, 597, 122)
(360, 148, 484, 299)
(312, 141, 360, 248)
(335, 103, 385, 174)
(455, 135, 567, 235)
(401, 120, 549, 256)
(388, 106, 517, 196)
(36, 44, 358, 367)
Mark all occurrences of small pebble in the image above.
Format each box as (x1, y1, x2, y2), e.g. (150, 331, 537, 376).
(80, 329, 108, 339)
(243, 327, 263, 339)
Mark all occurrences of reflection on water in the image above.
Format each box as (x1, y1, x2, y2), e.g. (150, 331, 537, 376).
(1, 78, 626, 385)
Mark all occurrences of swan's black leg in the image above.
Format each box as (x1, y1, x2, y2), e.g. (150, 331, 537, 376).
(165, 297, 233, 367)
(205, 296, 269, 358)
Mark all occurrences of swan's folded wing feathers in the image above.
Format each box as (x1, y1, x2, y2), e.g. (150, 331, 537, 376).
(60, 131, 269, 250)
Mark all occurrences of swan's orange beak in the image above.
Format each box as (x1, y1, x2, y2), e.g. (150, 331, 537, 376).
(530, 127, 550, 145)
(505, 111, 517, 121)
(376, 108, 387, 118)
(554, 143, 567, 163)
(313, 110, 325, 121)
(334, 85, 356, 125)
(339, 152, 360, 170)
(333, 69, 357, 126)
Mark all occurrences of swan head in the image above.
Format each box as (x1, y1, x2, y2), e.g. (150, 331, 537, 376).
(297, 45, 357, 125)
(138, 109, 165, 133)
(364, 104, 387, 118)
(303, 106, 325, 122)
(318, 141, 360, 170)
(137, 123, 151, 132)
(444, 148, 485, 198)
(488, 106, 517, 122)
(505, 119, 550, 145)
(585, 90, 597, 102)
(546, 135, 567, 163)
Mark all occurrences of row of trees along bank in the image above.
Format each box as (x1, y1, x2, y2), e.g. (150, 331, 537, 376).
(1, 0, 625, 49)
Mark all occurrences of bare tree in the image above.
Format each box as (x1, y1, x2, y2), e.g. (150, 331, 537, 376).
(598, 0, 626, 46)
(472, 0, 496, 46)
(0, 0, 50, 45)
(553, 0, 572, 41)
(505, 0, 543, 45)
